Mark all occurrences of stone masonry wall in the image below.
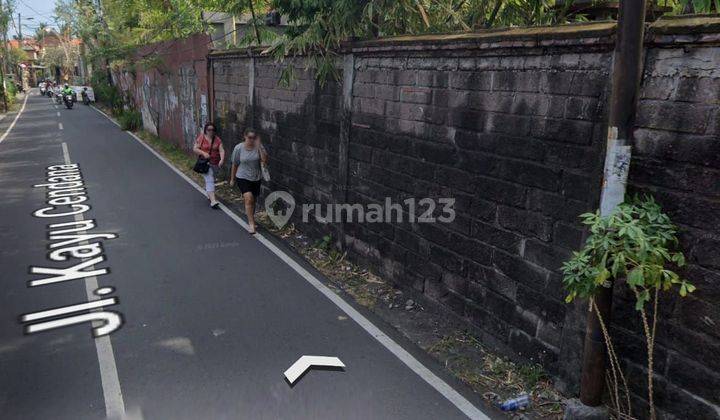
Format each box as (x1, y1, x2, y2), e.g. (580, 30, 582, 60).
(212, 55, 344, 239)
(208, 18, 720, 418)
(212, 55, 251, 163)
(617, 26, 720, 419)
(345, 35, 611, 374)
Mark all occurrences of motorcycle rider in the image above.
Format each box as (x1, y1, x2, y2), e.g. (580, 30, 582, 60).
(61, 83, 74, 98)
(57, 83, 74, 108)
(60, 83, 75, 106)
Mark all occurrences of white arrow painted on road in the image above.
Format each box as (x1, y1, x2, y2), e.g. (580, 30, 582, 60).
(284, 356, 345, 385)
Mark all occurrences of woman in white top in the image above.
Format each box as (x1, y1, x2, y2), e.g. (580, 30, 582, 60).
(230, 128, 267, 234)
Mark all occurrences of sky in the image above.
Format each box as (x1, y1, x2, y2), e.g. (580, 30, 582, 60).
(11, 0, 57, 39)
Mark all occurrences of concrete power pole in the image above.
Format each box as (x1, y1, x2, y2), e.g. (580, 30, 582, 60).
(566, 1, 648, 418)
(1, 0, 7, 75)
(0, 0, 8, 112)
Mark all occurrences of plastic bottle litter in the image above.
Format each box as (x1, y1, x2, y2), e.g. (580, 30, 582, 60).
(498, 393, 530, 411)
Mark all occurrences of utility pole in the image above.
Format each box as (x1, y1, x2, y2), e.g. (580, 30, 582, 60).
(568, 1, 649, 417)
(0, 0, 8, 112)
(0, 0, 6, 76)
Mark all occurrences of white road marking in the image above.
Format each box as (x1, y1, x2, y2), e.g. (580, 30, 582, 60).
(21, 298, 117, 322)
(284, 356, 345, 384)
(57, 111, 61, 117)
(90, 107, 489, 420)
(58, 122, 63, 130)
(0, 92, 29, 144)
(91, 105, 121, 127)
(61, 142, 126, 419)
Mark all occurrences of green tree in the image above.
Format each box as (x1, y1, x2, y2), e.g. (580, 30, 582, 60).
(677, 0, 720, 13)
(262, 0, 587, 84)
(0, 0, 16, 112)
(56, 0, 718, 87)
(43, 43, 80, 81)
(7, 45, 27, 68)
(34, 22, 50, 42)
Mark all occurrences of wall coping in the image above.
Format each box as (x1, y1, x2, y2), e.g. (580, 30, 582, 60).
(208, 15, 720, 59)
(650, 14, 720, 34)
(347, 21, 616, 52)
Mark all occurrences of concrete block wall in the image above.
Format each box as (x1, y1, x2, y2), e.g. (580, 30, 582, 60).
(345, 45, 612, 374)
(254, 57, 343, 240)
(619, 31, 720, 419)
(212, 57, 251, 162)
(211, 55, 344, 239)
(208, 19, 720, 418)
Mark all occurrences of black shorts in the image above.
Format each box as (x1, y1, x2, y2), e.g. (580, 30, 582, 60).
(236, 178, 261, 197)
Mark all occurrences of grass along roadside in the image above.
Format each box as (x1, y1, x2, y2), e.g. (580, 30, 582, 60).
(123, 122, 567, 419)
(2, 92, 24, 115)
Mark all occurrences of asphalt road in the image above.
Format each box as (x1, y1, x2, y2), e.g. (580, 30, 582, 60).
(0, 91, 492, 420)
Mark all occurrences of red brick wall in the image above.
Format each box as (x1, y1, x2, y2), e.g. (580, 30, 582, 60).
(115, 33, 211, 150)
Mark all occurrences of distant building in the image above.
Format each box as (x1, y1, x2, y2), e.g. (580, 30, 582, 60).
(202, 10, 287, 50)
(39, 31, 85, 83)
(7, 38, 43, 88)
(8, 32, 86, 86)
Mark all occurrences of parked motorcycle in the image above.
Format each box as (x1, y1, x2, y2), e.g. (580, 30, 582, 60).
(39, 82, 46, 96)
(81, 88, 90, 105)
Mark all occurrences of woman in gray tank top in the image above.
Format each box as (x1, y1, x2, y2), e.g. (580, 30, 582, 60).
(230, 128, 268, 234)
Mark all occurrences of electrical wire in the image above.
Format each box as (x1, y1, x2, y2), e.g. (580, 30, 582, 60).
(17, 0, 55, 18)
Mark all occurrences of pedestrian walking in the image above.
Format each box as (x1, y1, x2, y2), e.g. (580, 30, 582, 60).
(192, 122, 225, 208)
(230, 128, 268, 234)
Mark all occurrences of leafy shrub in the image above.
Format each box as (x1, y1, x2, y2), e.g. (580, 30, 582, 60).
(561, 195, 691, 306)
(316, 235, 333, 251)
(118, 109, 142, 131)
(5, 80, 17, 104)
(561, 194, 693, 419)
(0, 77, 18, 107)
(90, 70, 124, 114)
(97, 84, 123, 114)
